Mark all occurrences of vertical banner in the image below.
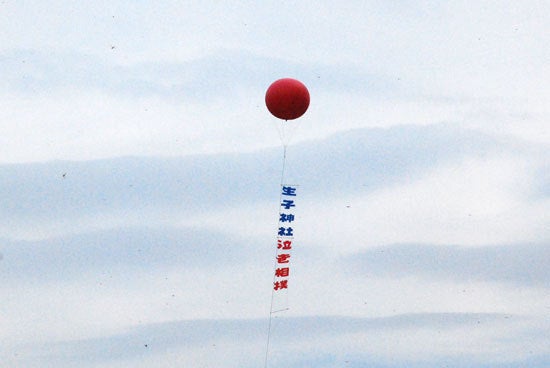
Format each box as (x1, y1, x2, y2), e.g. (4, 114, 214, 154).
(270, 184, 298, 313)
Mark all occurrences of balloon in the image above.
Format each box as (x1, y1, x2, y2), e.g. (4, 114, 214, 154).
(265, 78, 310, 120)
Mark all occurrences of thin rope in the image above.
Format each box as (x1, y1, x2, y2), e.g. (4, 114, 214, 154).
(280, 145, 287, 186)
(263, 305, 274, 368)
(269, 118, 286, 146)
(282, 120, 299, 147)
(264, 144, 288, 368)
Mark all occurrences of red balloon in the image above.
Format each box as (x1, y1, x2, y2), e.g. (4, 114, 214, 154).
(265, 78, 310, 120)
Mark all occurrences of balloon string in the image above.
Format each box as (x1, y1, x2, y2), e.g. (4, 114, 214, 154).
(280, 145, 287, 186)
(264, 144, 288, 368)
(264, 305, 274, 368)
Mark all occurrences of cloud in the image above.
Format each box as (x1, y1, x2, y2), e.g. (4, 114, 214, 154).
(2, 123, 539, 239)
(1, 3, 549, 367)
(3, 313, 548, 368)
(0, 46, 402, 163)
(3, 1, 549, 70)
(0, 227, 263, 284)
(0, 154, 281, 237)
(0, 48, 392, 98)
(342, 242, 550, 287)
(296, 142, 548, 248)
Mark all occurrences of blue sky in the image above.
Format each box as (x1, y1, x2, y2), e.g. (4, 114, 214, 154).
(0, 1, 549, 367)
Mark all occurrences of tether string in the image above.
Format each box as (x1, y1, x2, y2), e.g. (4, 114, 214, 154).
(264, 144, 288, 368)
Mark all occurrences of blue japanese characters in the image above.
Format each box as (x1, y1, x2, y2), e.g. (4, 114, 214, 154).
(273, 185, 297, 292)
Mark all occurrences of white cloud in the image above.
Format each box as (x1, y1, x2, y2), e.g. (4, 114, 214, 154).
(1, 2, 549, 366)
(0, 88, 280, 163)
(299, 154, 548, 248)
(3, 312, 547, 367)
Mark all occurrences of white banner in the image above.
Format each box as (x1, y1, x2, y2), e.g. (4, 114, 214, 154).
(270, 185, 298, 313)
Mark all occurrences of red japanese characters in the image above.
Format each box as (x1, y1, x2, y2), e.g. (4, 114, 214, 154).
(273, 185, 298, 292)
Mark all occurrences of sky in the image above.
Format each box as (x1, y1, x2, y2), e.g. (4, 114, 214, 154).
(0, 1, 549, 367)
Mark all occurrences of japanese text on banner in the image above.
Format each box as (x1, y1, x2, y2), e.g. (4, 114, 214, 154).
(273, 185, 297, 293)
